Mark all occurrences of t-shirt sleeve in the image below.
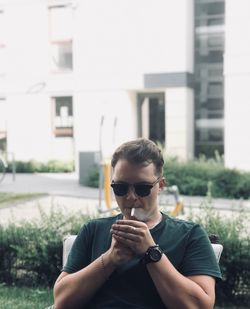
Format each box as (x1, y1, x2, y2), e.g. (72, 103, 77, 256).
(62, 222, 93, 273)
(179, 224, 222, 280)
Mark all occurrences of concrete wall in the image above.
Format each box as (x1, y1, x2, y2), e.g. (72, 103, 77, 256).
(224, 0, 250, 171)
(73, 0, 195, 164)
(0, 0, 74, 161)
(1, 0, 194, 165)
(73, 0, 194, 90)
(165, 88, 194, 161)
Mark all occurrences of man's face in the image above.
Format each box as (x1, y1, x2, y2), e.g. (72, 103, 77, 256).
(112, 159, 164, 221)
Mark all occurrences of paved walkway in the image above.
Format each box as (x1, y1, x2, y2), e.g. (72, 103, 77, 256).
(0, 173, 98, 198)
(0, 172, 249, 224)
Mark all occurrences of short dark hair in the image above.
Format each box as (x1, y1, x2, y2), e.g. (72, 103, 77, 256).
(111, 138, 164, 176)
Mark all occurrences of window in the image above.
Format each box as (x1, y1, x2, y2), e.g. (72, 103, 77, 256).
(208, 82, 223, 97)
(0, 98, 7, 152)
(196, 50, 223, 63)
(52, 96, 73, 137)
(194, 0, 225, 158)
(49, 5, 73, 71)
(208, 35, 224, 48)
(0, 10, 6, 75)
(196, 1, 225, 16)
(196, 127, 224, 143)
(137, 93, 165, 146)
(195, 65, 223, 82)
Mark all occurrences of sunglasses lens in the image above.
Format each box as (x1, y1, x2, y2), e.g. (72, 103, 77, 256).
(134, 184, 152, 197)
(111, 182, 155, 197)
(111, 183, 129, 196)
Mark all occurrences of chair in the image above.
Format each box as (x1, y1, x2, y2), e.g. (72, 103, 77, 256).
(208, 234, 223, 263)
(62, 235, 77, 266)
(45, 234, 223, 309)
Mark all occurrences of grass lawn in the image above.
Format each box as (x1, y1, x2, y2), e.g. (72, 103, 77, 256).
(0, 192, 47, 209)
(215, 307, 249, 309)
(0, 285, 249, 309)
(0, 285, 53, 309)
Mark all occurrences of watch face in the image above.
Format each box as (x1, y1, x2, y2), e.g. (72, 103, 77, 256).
(149, 247, 162, 262)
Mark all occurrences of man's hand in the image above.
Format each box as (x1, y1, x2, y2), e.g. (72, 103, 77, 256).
(111, 219, 155, 255)
(107, 236, 134, 266)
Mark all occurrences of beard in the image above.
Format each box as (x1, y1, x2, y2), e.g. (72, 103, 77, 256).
(131, 207, 154, 222)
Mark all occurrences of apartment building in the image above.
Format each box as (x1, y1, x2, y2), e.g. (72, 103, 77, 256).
(0, 0, 249, 171)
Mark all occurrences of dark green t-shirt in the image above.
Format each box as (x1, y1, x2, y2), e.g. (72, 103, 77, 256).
(63, 213, 222, 308)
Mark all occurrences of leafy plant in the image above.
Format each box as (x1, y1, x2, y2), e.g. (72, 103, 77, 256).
(187, 189, 250, 307)
(0, 205, 92, 287)
(163, 158, 250, 199)
(6, 160, 74, 173)
(86, 164, 100, 187)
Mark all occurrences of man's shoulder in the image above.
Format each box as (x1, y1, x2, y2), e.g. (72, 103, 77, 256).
(163, 214, 199, 233)
(77, 214, 122, 241)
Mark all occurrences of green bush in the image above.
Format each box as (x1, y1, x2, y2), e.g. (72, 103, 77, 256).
(86, 164, 100, 188)
(163, 158, 250, 199)
(188, 199, 250, 307)
(0, 206, 91, 287)
(6, 160, 74, 173)
(0, 199, 249, 306)
(87, 157, 250, 199)
(163, 160, 215, 196)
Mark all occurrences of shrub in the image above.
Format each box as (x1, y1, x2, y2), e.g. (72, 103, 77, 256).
(163, 158, 250, 199)
(86, 164, 100, 188)
(0, 206, 91, 287)
(163, 160, 215, 196)
(86, 154, 250, 199)
(212, 168, 244, 198)
(188, 198, 250, 307)
(6, 160, 74, 173)
(0, 198, 250, 307)
(234, 173, 250, 199)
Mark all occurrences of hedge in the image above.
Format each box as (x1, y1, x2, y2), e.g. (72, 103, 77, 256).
(187, 198, 250, 307)
(0, 201, 249, 307)
(0, 206, 90, 287)
(6, 160, 74, 173)
(86, 159, 250, 199)
(163, 158, 250, 199)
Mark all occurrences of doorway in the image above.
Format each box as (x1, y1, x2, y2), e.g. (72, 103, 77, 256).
(137, 92, 165, 146)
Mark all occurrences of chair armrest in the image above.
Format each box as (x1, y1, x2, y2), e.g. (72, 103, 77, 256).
(63, 235, 77, 266)
(211, 243, 223, 263)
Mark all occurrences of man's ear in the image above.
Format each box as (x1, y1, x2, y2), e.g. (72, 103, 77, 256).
(159, 177, 166, 190)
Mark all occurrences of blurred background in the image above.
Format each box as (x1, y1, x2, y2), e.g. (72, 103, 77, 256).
(0, 0, 249, 176)
(0, 2, 250, 308)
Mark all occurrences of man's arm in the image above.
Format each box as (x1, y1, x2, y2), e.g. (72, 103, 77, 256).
(111, 219, 216, 309)
(147, 255, 215, 309)
(53, 238, 134, 309)
(54, 253, 114, 309)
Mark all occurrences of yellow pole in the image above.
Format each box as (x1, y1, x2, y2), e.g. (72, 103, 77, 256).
(103, 160, 112, 209)
(170, 200, 184, 217)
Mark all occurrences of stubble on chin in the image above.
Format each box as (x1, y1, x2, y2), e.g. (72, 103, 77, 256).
(122, 207, 153, 222)
(131, 207, 153, 222)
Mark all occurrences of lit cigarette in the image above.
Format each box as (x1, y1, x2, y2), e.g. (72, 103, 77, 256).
(131, 208, 135, 217)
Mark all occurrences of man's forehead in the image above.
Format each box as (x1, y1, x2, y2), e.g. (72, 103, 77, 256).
(113, 159, 157, 175)
(114, 159, 152, 168)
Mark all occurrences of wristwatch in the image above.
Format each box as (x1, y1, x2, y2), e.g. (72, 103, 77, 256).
(142, 245, 163, 264)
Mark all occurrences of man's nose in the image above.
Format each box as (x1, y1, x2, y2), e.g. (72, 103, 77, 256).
(126, 185, 138, 200)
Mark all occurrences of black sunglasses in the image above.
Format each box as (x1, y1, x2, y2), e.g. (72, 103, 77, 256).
(110, 177, 161, 197)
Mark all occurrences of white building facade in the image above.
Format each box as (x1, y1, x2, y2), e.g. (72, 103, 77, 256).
(0, 0, 249, 172)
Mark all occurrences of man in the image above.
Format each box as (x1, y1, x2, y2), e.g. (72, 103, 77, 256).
(54, 138, 221, 308)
